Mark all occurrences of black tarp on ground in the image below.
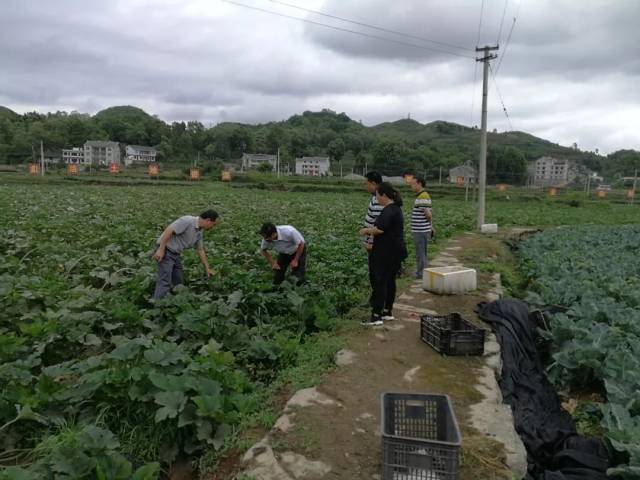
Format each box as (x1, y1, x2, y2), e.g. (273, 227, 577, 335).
(475, 299, 609, 480)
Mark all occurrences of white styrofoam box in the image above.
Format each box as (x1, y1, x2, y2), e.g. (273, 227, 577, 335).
(481, 223, 498, 234)
(423, 266, 477, 295)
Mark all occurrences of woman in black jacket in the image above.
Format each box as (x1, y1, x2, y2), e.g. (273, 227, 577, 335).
(359, 182, 407, 326)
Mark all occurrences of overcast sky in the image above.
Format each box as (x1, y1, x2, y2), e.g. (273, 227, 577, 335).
(1, 0, 638, 154)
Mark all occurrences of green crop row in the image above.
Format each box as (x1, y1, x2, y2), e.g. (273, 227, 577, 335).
(520, 225, 640, 477)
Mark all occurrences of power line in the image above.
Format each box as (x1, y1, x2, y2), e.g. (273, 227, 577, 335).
(220, 0, 476, 59)
(494, 0, 521, 77)
(470, 0, 485, 127)
(469, 62, 479, 127)
(476, 0, 485, 46)
(489, 63, 513, 131)
(269, 0, 474, 52)
(496, 0, 508, 45)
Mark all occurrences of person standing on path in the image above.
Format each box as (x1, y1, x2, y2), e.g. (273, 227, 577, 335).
(152, 210, 219, 299)
(410, 177, 433, 279)
(359, 182, 407, 326)
(362, 171, 383, 304)
(259, 222, 307, 285)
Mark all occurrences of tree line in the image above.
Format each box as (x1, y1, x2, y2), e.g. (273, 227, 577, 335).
(0, 105, 636, 182)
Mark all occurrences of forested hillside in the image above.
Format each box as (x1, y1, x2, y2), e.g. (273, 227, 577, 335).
(0, 105, 635, 181)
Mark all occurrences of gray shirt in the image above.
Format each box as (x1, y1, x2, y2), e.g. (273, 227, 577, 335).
(157, 215, 203, 254)
(260, 225, 304, 255)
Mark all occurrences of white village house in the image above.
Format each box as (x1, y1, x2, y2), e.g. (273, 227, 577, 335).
(62, 147, 87, 165)
(125, 145, 157, 166)
(295, 156, 330, 176)
(449, 165, 477, 184)
(531, 156, 572, 187)
(84, 140, 121, 165)
(241, 153, 277, 171)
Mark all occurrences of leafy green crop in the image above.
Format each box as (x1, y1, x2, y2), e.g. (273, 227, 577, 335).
(520, 225, 640, 476)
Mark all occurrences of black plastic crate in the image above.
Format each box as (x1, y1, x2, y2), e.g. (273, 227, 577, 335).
(381, 392, 461, 480)
(420, 313, 485, 356)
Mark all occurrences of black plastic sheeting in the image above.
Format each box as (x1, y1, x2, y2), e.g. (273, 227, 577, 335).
(475, 299, 609, 480)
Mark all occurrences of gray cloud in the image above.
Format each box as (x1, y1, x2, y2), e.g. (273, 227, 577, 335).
(0, 0, 638, 153)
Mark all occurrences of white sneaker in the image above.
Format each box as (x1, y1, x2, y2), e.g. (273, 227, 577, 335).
(381, 310, 395, 322)
(361, 314, 384, 326)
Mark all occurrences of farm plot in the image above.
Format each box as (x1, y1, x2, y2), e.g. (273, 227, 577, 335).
(0, 181, 476, 477)
(0, 182, 371, 477)
(519, 225, 640, 476)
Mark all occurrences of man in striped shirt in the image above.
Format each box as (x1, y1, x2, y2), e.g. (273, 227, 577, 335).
(410, 177, 432, 279)
(362, 172, 384, 309)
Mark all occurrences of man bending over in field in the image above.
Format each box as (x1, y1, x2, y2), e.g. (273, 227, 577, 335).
(152, 210, 219, 299)
(259, 222, 306, 285)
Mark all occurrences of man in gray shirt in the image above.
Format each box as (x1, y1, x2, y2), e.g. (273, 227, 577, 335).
(152, 210, 219, 299)
(259, 222, 306, 285)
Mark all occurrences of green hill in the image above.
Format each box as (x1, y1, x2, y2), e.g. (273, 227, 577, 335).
(94, 105, 154, 123)
(0, 106, 19, 121)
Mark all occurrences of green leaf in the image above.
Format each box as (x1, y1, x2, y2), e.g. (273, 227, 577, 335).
(82, 333, 103, 346)
(132, 463, 161, 480)
(193, 394, 222, 418)
(78, 425, 120, 451)
(0, 467, 35, 480)
(51, 446, 96, 477)
(213, 423, 232, 450)
(109, 340, 142, 361)
(148, 371, 195, 392)
(154, 391, 187, 422)
(95, 451, 132, 480)
(144, 341, 185, 366)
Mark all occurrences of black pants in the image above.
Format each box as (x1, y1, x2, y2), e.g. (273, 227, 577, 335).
(274, 247, 307, 285)
(370, 259, 400, 315)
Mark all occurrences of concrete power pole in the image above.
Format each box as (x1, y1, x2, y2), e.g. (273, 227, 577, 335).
(475, 45, 499, 229)
(633, 169, 638, 205)
(40, 140, 45, 177)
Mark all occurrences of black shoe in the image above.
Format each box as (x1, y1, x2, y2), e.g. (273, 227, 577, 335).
(361, 313, 383, 326)
(382, 310, 395, 322)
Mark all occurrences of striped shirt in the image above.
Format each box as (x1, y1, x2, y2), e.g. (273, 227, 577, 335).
(411, 190, 432, 233)
(362, 194, 384, 245)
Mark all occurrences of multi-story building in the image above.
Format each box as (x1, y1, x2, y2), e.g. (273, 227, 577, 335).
(295, 156, 330, 176)
(125, 145, 157, 166)
(533, 156, 570, 187)
(84, 141, 121, 165)
(62, 147, 87, 164)
(241, 153, 277, 171)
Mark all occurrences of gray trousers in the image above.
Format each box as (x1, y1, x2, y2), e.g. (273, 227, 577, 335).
(412, 232, 429, 277)
(153, 249, 183, 299)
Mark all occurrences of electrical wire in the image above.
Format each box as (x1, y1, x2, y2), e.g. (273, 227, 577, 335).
(268, 0, 473, 52)
(469, 62, 479, 127)
(494, 0, 521, 77)
(496, 0, 508, 45)
(220, 0, 476, 59)
(489, 63, 513, 131)
(476, 0, 485, 46)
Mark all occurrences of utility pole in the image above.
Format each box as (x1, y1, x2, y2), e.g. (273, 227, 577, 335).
(633, 169, 638, 205)
(475, 45, 499, 229)
(438, 167, 442, 185)
(40, 140, 45, 177)
(586, 175, 591, 196)
(277, 148, 280, 178)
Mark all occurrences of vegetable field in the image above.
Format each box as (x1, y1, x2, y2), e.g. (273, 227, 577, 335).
(2, 178, 640, 479)
(520, 225, 640, 477)
(0, 181, 475, 478)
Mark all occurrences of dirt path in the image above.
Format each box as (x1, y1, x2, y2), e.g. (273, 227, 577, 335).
(238, 232, 528, 480)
